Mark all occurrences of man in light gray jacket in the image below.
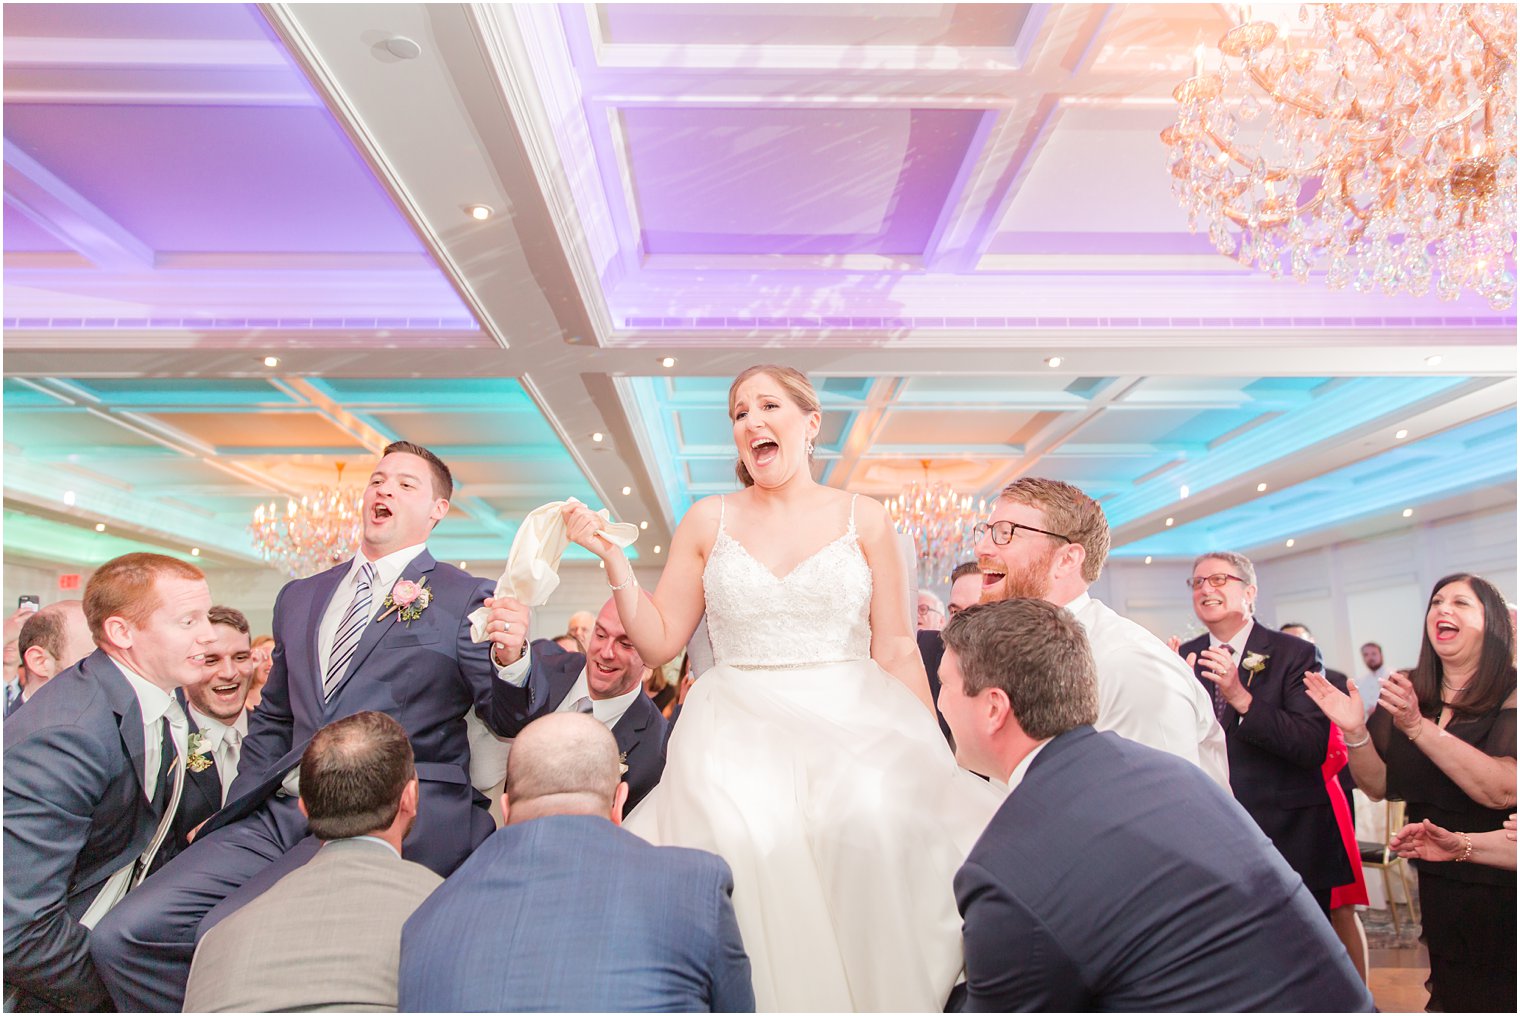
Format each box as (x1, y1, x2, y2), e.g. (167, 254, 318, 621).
(183, 711, 440, 1013)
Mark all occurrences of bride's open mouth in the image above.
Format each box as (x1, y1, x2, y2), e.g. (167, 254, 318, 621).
(749, 437, 779, 468)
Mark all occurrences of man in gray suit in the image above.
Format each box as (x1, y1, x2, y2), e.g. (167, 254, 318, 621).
(937, 599, 1374, 1013)
(183, 711, 440, 1013)
(398, 713, 753, 1012)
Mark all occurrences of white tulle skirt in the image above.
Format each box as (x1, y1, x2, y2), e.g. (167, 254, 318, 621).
(624, 659, 1004, 1013)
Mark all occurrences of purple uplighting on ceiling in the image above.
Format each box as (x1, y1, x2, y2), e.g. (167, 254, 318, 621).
(625, 107, 988, 256)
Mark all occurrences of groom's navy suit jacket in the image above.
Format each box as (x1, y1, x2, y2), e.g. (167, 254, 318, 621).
(203, 550, 505, 873)
(488, 647, 668, 812)
(1179, 624, 1351, 892)
(3, 650, 165, 1011)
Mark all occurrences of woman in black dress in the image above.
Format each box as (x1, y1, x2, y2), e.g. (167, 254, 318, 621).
(1306, 573, 1516, 1012)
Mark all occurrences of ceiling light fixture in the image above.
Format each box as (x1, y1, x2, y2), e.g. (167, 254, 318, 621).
(640, 521, 648, 530)
(1257, 482, 1269, 492)
(1144, 555, 1153, 564)
(1165, 517, 1176, 527)
(94, 523, 106, 532)
(653, 545, 663, 554)
(621, 485, 632, 496)
(1285, 538, 1296, 547)
(381, 36, 421, 60)
(1402, 508, 1414, 517)
(459, 561, 468, 569)
(886, 460, 986, 588)
(592, 432, 604, 443)
(1395, 428, 1410, 439)
(63, 490, 76, 506)
(660, 357, 676, 368)
(467, 204, 493, 221)
(1045, 356, 1063, 368)
(190, 548, 200, 557)
(263, 356, 280, 368)
(1179, 484, 1190, 499)
(1424, 354, 1444, 366)
(249, 463, 362, 578)
(1163, 4, 1517, 309)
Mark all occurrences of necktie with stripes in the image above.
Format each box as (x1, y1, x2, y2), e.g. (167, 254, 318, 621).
(325, 562, 376, 700)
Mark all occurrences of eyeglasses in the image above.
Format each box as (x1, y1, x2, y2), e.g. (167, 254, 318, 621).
(1185, 573, 1248, 591)
(973, 520, 1072, 546)
(916, 603, 942, 617)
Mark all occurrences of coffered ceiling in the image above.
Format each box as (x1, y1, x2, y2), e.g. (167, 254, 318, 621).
(4, 4, 1514, 574)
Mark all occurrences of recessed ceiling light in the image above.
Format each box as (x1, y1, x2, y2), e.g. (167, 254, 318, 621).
(459, 561, 468, 568)
(622, 485, 632, 495)
(190, 547, 200, 557)
(1256, 482, 1268, 492)
(63, 490, 76, 506)
(1164, 517, 1175, 527)
(639, 521, 648, 530)
(382, 36, 421, 59)
(467, 204, 493, 221)
(1402, 508, 1414, 518)
(263, 356, 280, 368)
(598, 560, 605, 569)
(1045, 356, 1063, 368)
(1395, 428, 1409, 439)
(653, 545, 663, 554)
(1424, 354, 1443, 366)
(1285, 538, 1295, 547)
(1144, 555, 1153, 564)
(1179, 484, 1190, 499)
(592, 432, 604, 443)
(660, 356, 676, 368)
(94, 523, 106, 532)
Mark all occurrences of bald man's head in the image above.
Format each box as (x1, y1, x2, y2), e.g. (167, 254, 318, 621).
(503, 713, 628, 825)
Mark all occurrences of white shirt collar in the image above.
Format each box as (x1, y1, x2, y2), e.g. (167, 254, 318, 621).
(1003, 737, 1054, 794)
(1060, 591, 1092, 617)
(562, 668, 642, 730)
(187, 706, 248, 750)
(350, 543, 428, 593)
(1209, 618, 1255, 659)
(109, 654, 179, 728)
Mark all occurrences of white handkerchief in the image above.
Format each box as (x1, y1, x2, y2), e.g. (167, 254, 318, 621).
(468, 498, 640, 642)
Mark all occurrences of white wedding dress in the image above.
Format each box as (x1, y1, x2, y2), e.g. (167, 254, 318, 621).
(625, 497, 1003, 1012)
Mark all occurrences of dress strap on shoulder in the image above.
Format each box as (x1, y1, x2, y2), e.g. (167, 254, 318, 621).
(847, 493, 859, 534)
(717, 494, 726, 532)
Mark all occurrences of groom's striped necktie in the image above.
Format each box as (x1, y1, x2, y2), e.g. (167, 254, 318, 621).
(325, 562, 376, 700)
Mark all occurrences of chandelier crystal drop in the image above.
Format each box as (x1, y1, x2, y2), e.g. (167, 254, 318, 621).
(248, 464, 363, 578)
(885, 462, 986, 589)
(1163, 4, 1517, 309)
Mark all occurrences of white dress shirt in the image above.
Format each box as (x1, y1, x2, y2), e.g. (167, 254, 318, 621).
(1003, 738, 1052, 795)
(110, 656, 188, 800)
(188, 706, 248, 804)
(1065, 593, 1231, 790)
(317, 543, 429, 673)
(554, 668, 642, 731)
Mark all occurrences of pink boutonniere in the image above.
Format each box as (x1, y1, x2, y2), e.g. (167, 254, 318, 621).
(377, 577, 432, 626)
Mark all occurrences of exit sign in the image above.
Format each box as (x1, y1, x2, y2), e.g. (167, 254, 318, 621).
(58, 574, 81, 591)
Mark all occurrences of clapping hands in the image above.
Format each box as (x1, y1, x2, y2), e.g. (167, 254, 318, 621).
(1303, 671, 1366, 732)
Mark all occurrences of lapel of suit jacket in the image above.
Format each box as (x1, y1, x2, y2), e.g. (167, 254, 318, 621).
(95, 650, 152, 800)
(324, 549, 438, 709)
(305, 562, 350, 697)
(1241, 621, 1275, 691)
(611, 692, 653, 759)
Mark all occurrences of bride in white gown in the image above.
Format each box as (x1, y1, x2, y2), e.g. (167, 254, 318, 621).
(562, 365, 1002, 1012)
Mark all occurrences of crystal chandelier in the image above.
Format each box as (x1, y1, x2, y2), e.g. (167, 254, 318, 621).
(885, 461, 985, 589)
(249, 464, 363, 578)
(1163, 4, 1517, 309)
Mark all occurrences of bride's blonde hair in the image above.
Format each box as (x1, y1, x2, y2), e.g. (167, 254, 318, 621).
(727, 365, 821, 488)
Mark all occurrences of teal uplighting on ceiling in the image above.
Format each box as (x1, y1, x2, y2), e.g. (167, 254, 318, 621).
(1114, 410, 1518, 558)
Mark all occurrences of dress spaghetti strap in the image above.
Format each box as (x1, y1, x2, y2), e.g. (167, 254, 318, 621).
(846, 493, 859, 536)
(717, 494, 727, 534)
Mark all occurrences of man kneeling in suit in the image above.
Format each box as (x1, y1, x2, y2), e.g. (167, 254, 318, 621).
(183, 711, 441, 1012)
(937, 599, 1373, 1013)
(398, 713, 753, 1013)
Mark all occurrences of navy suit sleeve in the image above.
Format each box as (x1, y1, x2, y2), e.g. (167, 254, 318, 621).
(457, 576, 521, 738)
(2, 723, 118, 1010)
(1236, 640, 1329, 771)
(231, 581, 296, 797)
(704, 859, 755, 1013)
(953, 861, 1084, 1013)
(486, 646, 573, 737)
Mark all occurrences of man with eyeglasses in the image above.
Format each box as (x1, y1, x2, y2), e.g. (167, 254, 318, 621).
(1177, 551, 1350, 918)
(961, 478, 1228, 788)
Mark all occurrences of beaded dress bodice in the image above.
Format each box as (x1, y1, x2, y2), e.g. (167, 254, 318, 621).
(702, 496, 873, 668)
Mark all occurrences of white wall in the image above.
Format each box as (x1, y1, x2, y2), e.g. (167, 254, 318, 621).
(1092, 506, 1517, 676)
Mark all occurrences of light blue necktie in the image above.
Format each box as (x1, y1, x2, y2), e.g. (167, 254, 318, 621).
(325, 563, 376, 700)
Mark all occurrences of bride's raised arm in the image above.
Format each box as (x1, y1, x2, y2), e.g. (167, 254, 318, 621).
(854, 496, 937, 715)
(563, 498, 716, 666)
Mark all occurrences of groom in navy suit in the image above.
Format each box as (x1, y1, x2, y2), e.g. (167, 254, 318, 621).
(93, 441, 536, 1012)
(1178, 551, 1350, 914)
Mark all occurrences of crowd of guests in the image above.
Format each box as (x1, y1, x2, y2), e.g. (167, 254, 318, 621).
(2, 439, 1513, 1012)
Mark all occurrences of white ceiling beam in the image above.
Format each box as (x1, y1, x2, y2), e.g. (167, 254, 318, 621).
(3, 139, 154, 272)
(825, 377, 908, 491)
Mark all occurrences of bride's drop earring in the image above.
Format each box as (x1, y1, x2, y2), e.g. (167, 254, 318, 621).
(806, 439, 815, 457)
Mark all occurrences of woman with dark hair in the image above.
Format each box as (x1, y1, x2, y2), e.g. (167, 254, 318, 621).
(1307, 573, 1517, 1012)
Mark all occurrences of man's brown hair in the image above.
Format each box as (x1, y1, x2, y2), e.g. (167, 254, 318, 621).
(83, 553, 205, 644)
(299, 711, 416, 841)
(382, 440, 453, 501)
(208, 605, 250, 636)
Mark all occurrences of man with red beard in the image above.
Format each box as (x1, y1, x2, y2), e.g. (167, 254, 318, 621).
(964, 478, 1228, 787)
